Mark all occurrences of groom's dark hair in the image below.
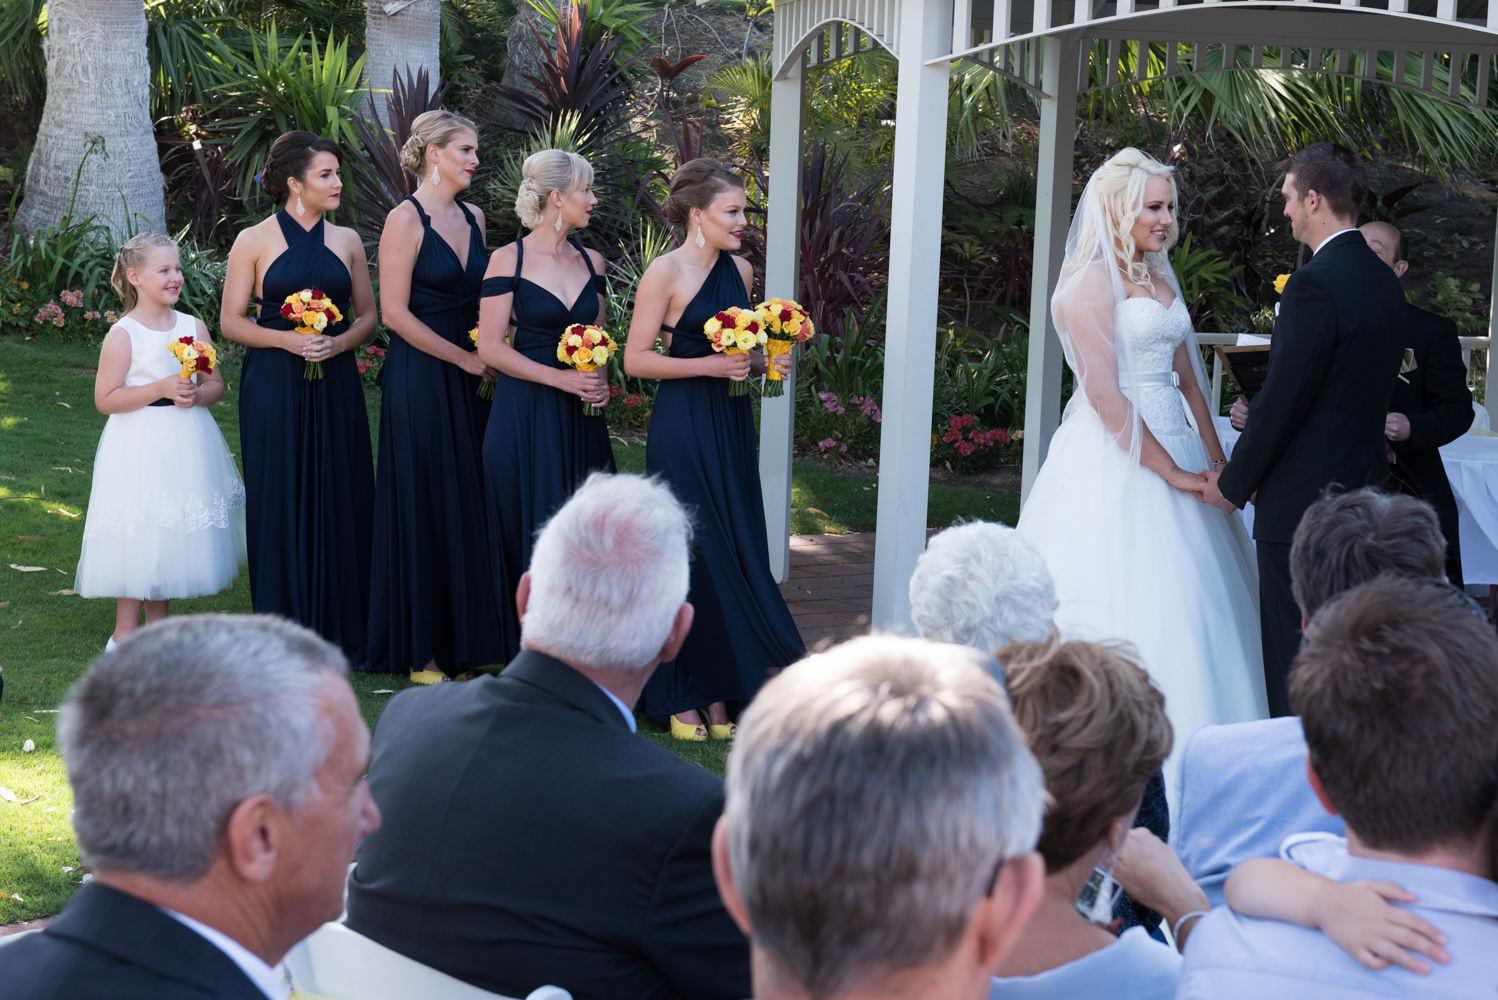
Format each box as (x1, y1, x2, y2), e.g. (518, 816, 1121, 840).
(1287, 143, 1366, 222)
(1289, 488, 1444, 618)
(1291, 575, 1498, 854)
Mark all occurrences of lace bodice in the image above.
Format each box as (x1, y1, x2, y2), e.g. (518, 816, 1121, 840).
(1116, 296, 1192, 436)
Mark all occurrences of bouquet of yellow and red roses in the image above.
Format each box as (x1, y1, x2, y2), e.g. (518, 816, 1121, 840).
(703, 306, 766, 397)
(467, 327, 495, 399)
(557, 323, 617, 416)
(166, 335, 217, 380)
(754, 298, 814, 397)
(281, 288, 343, 379)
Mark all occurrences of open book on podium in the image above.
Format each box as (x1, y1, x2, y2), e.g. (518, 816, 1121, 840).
(1215, 333, 1271, 400)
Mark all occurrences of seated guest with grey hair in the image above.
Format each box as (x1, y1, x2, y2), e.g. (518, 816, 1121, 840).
(712, 635, 1046, 1000)
(346, 473, 749, 1000)
(991, 639, 1201, 999)
(1179, 575, 1498, 997)
(0, 614, 381, 999)
(1174, 488, 1447, 907)
(909, 521, 1058, 652)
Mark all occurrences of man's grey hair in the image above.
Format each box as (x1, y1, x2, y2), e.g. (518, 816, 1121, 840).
(57, 614, 348, 881)
(522, 473, 692, 672)
(909, 522, 1057, 652)
(723, 635, 1045, 997)
(1290, 487, 1445, 619)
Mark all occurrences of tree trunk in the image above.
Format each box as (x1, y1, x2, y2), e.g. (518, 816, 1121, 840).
(363, 0, 442, 128)
(16, 0, 165, 238)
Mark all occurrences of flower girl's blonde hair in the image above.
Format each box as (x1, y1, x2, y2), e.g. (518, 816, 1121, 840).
(111, 233, 179, 313)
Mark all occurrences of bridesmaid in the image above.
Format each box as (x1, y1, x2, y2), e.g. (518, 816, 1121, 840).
(363, 110, 506, 683)
(220, 130, 377, 658)
(477, 149, 615, 659)
(622, 158, 803, 740)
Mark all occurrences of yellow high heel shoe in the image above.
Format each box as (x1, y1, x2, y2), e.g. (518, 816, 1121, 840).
(707, 722, 736, 741)
(670, 714, 708, 742)
(408, 668, 450, 685)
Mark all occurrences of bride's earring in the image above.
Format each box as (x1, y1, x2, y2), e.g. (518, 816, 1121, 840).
(428, 166, 441, 187)
(695, 225, 706, 249)
(554, 213, 564, 233)
(295, 193, 306, 218)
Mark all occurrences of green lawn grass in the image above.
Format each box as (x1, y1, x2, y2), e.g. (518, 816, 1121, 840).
(0, 335, 1018, 923)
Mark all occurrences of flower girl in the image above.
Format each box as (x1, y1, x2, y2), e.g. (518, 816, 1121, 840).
(75, 233, 247, 648)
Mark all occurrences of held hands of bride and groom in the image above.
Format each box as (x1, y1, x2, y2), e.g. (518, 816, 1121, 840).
(1167, 463, 1236, 513)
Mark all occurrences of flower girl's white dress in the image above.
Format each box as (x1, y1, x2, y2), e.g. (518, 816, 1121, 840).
(75, 311, 247, 599)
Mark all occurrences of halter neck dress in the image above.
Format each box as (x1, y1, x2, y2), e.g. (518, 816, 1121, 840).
(480, 237, 615, 660)
(363, 197, 505, 674)
(238, 209, 373, 658)
(641, 251, 803, 719)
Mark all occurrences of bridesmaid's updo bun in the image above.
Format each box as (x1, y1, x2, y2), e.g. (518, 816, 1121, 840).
(261, 131, 342, 202)
(398, 110, 478, 179)
(514, 149, 593, 230)
(663, 159, 743, 228)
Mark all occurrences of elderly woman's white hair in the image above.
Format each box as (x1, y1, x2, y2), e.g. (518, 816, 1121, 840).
(909, 521, 1058, 653)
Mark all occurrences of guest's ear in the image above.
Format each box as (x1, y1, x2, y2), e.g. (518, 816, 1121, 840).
(1392, 260, 1409, 279)
(974, 850, 1044, 971)
(1305, 758, 1339, 817)
(515, 572, 531, 625)
(711, 817, 753, 936)
(657, 602, 694, 663)
(224, 794, 279, 883)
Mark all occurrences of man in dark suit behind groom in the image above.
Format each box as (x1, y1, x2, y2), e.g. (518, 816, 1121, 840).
(1204, 143, 1405, 717)
(1361, 220, 1473, 587)
(345, 473, 752, 1000)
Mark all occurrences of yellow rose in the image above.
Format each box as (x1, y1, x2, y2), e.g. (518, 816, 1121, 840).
(591, 345, 609, 365)
(299, 289, 313, 302)
(312, 313, 328, 331)
(705, 318, 723, 335)
(469, 328, 478, 344)
(736, 331, 758, 351)
(567, 333, 584, 348)
(785, 320, 802, 336)
(1273, 273, 1290, 295)
(557, 343, 570, 364)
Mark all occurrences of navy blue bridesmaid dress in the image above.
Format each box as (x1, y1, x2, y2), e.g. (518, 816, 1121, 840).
(362, 197, 505, 674)
(239, 209, 374, 658)
(641, 251, 804, 718)
(480, 238, 616, 659)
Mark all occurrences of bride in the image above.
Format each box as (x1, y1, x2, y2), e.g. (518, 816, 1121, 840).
(1017, 148, 1268, 783)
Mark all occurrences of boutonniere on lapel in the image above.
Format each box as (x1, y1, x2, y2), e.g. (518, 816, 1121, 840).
(1272, 273, 1291, 316)
(1398, 348, 1418, 383)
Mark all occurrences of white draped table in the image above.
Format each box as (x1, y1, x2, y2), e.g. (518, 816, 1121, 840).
(1213, 416, 1498, 586)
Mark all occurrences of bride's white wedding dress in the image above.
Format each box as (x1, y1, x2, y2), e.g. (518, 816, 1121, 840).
(1018, 295, 1268, 786)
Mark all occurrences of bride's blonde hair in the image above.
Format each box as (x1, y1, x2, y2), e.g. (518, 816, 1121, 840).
(1072, 148, 1180, 290)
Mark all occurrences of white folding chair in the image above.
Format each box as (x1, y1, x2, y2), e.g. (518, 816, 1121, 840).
(281, 921, 571, 1000)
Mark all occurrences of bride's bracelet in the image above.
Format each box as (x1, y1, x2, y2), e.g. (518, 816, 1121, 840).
(1211, 458, 1228, 469)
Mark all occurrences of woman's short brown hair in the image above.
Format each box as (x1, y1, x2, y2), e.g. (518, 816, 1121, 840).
(1000, 638, 1172, 872)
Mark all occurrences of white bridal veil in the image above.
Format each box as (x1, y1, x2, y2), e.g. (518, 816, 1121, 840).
(1050, 149, 1212, 470)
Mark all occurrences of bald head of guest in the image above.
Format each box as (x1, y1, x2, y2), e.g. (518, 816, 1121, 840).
(1359, 221, 1408, 279)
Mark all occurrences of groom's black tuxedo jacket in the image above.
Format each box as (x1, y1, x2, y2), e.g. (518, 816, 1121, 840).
(0, 883, 266, 1000)
(344, 649, 751, 1000)
(1221, 230, 1405, 542)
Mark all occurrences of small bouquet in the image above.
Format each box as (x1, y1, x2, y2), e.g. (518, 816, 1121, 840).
(754, 298, 815, 397)
(167, 335, 216, 379)
(556, 323, 617, 416)
(281, 288, 343, 379)
(703, 306, 766, 397)
(468, 327, 494, 399)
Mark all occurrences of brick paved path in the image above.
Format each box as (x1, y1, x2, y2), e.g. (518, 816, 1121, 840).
(779, 533, 876, 649)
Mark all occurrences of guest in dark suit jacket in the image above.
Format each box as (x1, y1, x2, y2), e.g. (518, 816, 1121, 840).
(1361, 220, 1473, 587)
(345, 473, 751, 1000)
(1204, 143, 1404, 717)
(0, 615, 380, 999)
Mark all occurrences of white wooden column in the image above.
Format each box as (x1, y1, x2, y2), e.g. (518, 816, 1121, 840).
(760, 56, 806, 583)
(1487, 205, 1498, 428)
(1020, 32, 1082, 505)
(871, 1, 953, 629)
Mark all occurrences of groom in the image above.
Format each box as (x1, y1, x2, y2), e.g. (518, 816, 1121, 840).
(1202, 143, 1404, 717)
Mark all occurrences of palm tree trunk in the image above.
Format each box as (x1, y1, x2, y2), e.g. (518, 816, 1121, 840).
(16, 0, 165, 238)
(363, 0, 442, 128)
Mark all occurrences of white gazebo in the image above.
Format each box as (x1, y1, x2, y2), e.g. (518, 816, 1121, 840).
(759, 0, 1498, 627)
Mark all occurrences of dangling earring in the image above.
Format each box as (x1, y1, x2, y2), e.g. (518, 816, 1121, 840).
(554, 213, 564, 233)
(695, 226, 706, 249)
(295, 194, 306, 218)
(428, 166, 441, 187)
